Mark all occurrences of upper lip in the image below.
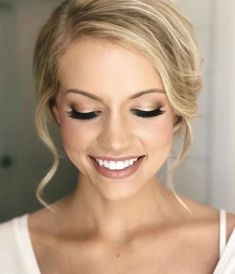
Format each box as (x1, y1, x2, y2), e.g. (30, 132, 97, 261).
(89, 155, 145, 161)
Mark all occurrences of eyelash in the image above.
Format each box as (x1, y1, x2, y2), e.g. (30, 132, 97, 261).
(66, 107, 165, 120)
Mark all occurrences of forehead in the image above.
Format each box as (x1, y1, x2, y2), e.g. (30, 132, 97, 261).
(57, 37, 165, 101)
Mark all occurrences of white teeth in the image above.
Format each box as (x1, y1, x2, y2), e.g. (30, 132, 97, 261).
(103, 160, 109, 168)
(95, 158, 138, 170)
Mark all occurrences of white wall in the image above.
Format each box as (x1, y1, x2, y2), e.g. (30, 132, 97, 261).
(209, 0, 235, 212)
(173, 0, 235, 213)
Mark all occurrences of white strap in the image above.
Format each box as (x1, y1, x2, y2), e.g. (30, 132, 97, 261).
(219, 209, 226, 258)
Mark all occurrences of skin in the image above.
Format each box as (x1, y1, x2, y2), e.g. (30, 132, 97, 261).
(28, 36, 235, 273)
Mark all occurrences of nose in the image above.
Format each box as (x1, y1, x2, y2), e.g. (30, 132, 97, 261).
(96, 112, 133, 153)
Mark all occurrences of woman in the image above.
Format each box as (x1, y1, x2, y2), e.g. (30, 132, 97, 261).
(1, 0, 235, 273)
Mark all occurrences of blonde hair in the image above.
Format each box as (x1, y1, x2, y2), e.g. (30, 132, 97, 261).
(33, 0, 202, 214)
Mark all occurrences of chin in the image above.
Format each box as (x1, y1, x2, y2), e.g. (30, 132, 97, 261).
(93, 178, 151, 202)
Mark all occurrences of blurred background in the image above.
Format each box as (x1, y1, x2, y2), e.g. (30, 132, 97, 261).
(0, 0, 234, 222)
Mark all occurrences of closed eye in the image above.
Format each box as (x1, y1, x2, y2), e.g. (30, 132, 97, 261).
(66, 107, 165, 120)
(67, 109, 101, 120)
(131, 108, 165, 118)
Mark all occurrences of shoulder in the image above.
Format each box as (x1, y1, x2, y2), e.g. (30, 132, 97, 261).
(0, 214, 40, 273)
(0, 214, 28, 247)
(0, 214, 30, 249)
(177, 194, 235, 240)
(175, 197, 235, 264)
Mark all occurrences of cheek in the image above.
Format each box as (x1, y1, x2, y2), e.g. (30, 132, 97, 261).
(138, 115, 174, 149)
(138, 115, 174, 171)
(59, 118, 98, 153)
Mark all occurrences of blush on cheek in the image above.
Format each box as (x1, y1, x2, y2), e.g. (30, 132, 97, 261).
(159, 121, 174, 140)
(60, 121, 99, 154)
(140, 123, 173, 172)
(141, 117, 173, 143)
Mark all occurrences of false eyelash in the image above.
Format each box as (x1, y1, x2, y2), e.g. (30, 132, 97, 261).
(66, 107, 165, 120)
(131, 108, 165, 118)
(66, 109, 101, 120)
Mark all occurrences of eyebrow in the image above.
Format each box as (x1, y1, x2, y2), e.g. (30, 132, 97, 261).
(64, 88, 165, 102)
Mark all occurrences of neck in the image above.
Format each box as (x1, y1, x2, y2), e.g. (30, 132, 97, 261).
(54, 176, 185, 243)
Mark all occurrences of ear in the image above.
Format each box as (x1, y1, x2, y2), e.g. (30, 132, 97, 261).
(52, 104, 61, 125)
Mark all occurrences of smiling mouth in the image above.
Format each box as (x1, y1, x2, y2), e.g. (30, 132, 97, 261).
(88, 155, 145, 179)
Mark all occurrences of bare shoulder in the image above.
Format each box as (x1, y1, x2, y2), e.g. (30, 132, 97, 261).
(28, 205, 65, 273)
(178, 194, 235, 241)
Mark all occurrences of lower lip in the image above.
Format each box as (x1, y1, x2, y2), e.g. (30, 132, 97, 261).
(89, 156, 145, 179)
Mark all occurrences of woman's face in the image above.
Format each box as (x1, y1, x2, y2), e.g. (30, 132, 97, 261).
(53, 37, 177, 200)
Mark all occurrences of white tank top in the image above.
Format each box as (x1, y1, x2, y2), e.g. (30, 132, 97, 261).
(0, 209, 235, 273)
(213, 209, 235, 273)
